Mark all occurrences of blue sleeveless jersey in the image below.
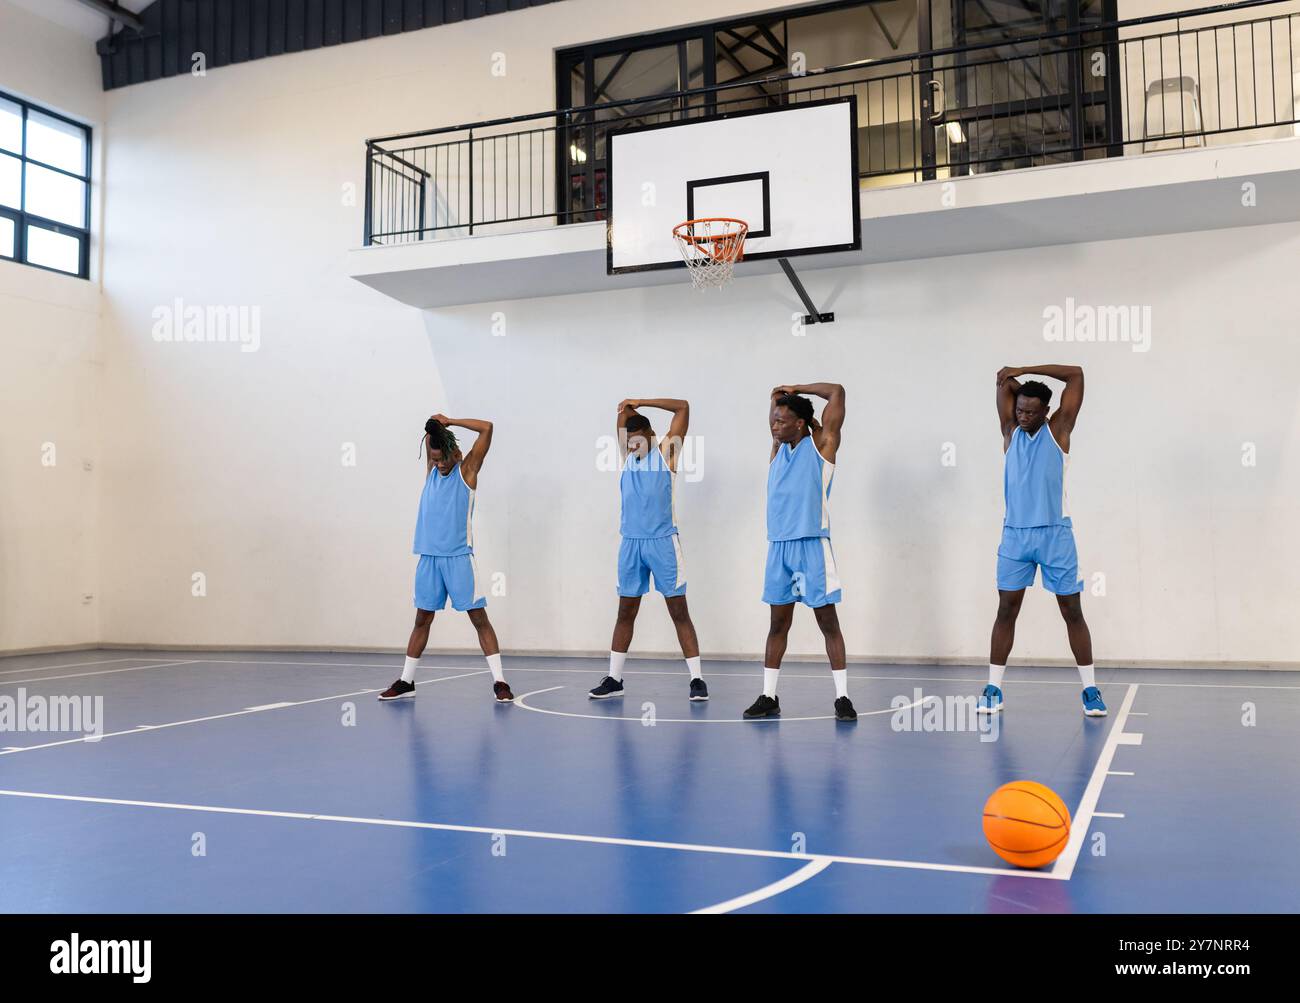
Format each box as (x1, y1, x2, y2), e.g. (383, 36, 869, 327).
(620, 449, 677, 539)
(413, 462, 475, 556)
(767, 435, 833, 541)
(1004, 425, 1071, 528)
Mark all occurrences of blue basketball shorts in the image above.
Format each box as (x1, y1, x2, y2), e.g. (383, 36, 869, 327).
(414, 553, 487, 611)
(617, 535, 686, 598)
(763, 536, 842, 608)
(996, 525, 1083, 596)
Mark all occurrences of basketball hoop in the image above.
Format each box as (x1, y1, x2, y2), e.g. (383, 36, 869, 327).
(672, 218, 748, 290)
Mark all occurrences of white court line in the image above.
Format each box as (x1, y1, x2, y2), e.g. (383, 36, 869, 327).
(0, 658, 469, 687)
(0, 660, 199, 686)
(513, 686, 936, 724)
(67, 656, 1300, 691)
(1051, 684, 1141, 880)
(87, 656, 1004, 685)
(502, 668, 1300, 691)
(0, 656, 180, 677)
(1107, 771, 1135, 776)
(0, 670, 489, 756)
(691, 857, 835, 914)
(1094, 812, 1126, 819)
(0, 788, 1062, 881)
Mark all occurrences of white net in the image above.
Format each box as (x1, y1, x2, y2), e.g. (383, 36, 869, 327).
(672, 218, 748, 290)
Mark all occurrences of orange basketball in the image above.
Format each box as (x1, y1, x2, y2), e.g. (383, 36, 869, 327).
(982, 781, 1071, 869)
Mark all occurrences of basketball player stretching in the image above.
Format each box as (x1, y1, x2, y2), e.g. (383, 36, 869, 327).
(380, 414, 514, 703)
(980, 366, 1106, 716)
(745, 384, 855, 722)
(589, 399, 707, 702)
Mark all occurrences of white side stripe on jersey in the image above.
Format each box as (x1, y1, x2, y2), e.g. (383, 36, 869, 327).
(1045, 423, 1071, 520)
(820, 461, 834, 532)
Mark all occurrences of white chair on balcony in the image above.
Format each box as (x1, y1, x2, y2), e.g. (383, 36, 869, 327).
(1143, 76, 1204, 152)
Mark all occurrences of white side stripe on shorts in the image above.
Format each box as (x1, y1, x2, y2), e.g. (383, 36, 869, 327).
(821, 538, 841, 595)
(471, 555, 484, 603)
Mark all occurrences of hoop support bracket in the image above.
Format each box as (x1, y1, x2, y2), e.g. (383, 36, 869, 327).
(778, 258, 834, 325)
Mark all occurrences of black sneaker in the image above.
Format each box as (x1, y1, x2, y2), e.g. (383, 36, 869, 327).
(689, 678, 709, 702)
(743, 694, 780, 719)
(588, 676, 625, 699)
(493, 681, 514, 703)
(834, 696, 857, 722)
(378, 679, 415, 701)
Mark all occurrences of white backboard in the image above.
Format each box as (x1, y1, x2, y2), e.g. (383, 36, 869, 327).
(607, 97, 861, 274)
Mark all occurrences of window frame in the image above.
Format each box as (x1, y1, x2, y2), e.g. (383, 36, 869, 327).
(555, 0, 904, 111)
(0, 89, 93, 280)
(552, 0, 920, 220)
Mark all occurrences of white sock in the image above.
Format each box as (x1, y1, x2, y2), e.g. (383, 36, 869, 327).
(763, 667, 780, 698)
(685, 656, 702, 680)
(832, 669, 848, 700)
(609, 650, 626, 682)
(486, 652, 504, 683)
(401, 656, 420, 683)
(1077, 663, 1096, 689)
(988, 664, 1006, 689)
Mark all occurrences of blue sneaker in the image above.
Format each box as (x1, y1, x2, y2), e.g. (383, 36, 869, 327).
(588, 676, 624, 699)
(1082, 686, 1108, 716)
(976, 684, 1003, 714)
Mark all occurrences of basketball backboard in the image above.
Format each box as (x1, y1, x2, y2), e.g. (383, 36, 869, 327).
(606, 96, 861, 275)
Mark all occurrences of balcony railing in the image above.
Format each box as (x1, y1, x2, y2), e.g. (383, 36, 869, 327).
(364, 0, 1300, 246)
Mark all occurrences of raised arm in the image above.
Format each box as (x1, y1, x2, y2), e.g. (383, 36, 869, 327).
(630, 398, 689, 465)
(632, 399, 689, 438)
(1016, 364, 1084, 448)
(617, 399, 638, 442)
(433, 413, 493, 488)
(615, 398, 647, 463)
(619, 398, 689, 470)
(783, 382, 845, 464)
(996, 368, 1022, 450)
(769, 387, 784, 461)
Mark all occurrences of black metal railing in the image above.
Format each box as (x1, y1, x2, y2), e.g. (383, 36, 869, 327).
(364, 0, 1300, 245)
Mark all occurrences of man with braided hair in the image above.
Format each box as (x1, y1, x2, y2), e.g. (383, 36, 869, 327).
(744, 384, 856, 723)
(379, 413, 514, 703)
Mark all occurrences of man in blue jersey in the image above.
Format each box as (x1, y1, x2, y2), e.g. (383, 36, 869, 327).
(979, 366, 1106, 717)
(589, 398, 707, 702)
(745, 384, 855, 722)
(379, 414, 514, 704)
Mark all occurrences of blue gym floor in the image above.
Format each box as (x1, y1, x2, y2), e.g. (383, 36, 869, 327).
(0, 650, 1296, 913)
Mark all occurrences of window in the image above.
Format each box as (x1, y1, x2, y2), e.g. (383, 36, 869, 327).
(0, 91, 91, 278)
(554, 1, 1120, 209)
(554, 2, 927, 219)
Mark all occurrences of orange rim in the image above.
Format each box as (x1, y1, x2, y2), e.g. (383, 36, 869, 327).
(673, 218, 748, 262)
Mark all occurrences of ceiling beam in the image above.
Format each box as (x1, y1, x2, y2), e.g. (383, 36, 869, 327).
(73, 0, 144, 32)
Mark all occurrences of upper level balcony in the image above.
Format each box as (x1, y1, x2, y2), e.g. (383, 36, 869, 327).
(348, 0, 1300, 308)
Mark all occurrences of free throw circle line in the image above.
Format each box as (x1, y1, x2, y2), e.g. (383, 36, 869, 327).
(512, 687, 937, 724)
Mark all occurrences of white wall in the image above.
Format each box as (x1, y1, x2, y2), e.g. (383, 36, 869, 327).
(0, 0, 104, 652)
(91, 0, 815, 654)
(9, 0, 1297, 665)
(422, 220, 1300, 667)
